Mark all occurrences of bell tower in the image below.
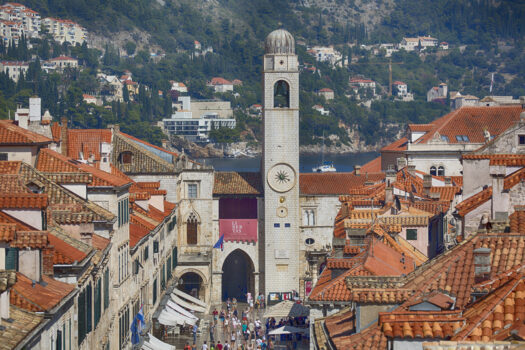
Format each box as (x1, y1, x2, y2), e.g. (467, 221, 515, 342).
(262, 29, 300, 294)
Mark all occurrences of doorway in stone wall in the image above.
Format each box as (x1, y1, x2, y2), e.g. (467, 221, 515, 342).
(222, 249, 254, 302)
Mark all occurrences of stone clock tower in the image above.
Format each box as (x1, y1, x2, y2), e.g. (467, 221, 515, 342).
(262, 29, 300, 294)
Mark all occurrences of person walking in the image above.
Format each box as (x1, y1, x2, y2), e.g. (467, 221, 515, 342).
(202, 340, 208, 350)
(210, 323, 215, 343)
(192, 324, 198, 345)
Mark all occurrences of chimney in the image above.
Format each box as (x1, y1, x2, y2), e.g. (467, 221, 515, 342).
(423, 174, 432, 195)
(385, 186, 393, 204)
(80, 232, 92, 247)
(396, 157, 407, 171)
(161, 139, 169, 149)
(61, 117, 68, 156)
(473, 247, 491, 283)
(29, 97, 41, 123)
(386, 166, 397, 185)
(490, 165, 506, 219)
(354, 165, 361, 176)
(42, 247, 54, 277)
(99, 142, 112, 173)
(407, 164, 416, 176)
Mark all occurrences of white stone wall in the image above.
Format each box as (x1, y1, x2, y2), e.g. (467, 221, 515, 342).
(262, 52, 301, 294)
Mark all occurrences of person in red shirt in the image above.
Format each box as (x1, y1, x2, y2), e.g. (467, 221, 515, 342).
(216, 341, 223, 350)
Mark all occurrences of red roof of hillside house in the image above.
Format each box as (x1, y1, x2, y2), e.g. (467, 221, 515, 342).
(319, 88, 334, 92)
(300, 172, 385, 195)
(393, 81, 406, 85)
(415, 106, 523, 144)
(49, 56, 76, 61)
(209, 77, 232, 85)
(10, 273, 75, 312)
(0, 120, 52, 145)
(350, 78, 374, 83)
(67, 129, 112, 161)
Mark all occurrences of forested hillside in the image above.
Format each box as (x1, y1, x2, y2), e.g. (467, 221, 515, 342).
(2, 0, 524, 149)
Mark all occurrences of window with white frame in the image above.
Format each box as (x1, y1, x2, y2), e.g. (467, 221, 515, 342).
(187, 183, 198, 199)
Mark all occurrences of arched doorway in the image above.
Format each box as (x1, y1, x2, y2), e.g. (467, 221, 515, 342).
(178, 272, 204, 300)
(222, 249, 254, 302)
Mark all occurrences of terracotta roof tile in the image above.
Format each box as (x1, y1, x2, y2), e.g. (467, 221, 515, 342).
(36, 148, 85, 173)
(47, 232, 87, 264)
(324, 308, 355, 339)
(0, 120, 52, 145)
(333, 323, 387, 350)
(0, 223, 16, 241)
(0, 211, 34, 230)
(359, 155, 382, 173)
(300, 172, 384, 195)
(416, 106, 523, 145)
(456, 187, 493, 216)
(379, 310, 464, 339)
(408, 124, 434, 132)
(91, 234, 110, 251)
(0, 306, 43, 350)
(130, 222, 150, 248)
(67, 129, 112, 161)
(0, 193, 48, 209)
(10, 231, 48, 249)
(11, 273, 75, 312)
(509, 207, 525, 234)
(381, 137, 408, 152)
(213, 171, 262, 195)
(504, 167, 525, 190)
(462, 154, 525, 166)
(0, 160, 21, 174)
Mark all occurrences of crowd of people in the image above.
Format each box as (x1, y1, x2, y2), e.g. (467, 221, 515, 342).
(181, 292, 308, 350)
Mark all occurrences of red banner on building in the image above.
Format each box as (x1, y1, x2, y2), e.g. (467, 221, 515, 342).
(220, 219, 258, 243)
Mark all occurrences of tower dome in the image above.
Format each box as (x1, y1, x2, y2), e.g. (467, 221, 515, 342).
(265, 29, 295, 54)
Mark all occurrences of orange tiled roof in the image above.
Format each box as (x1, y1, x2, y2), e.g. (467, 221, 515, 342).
(504, 167, 525, 190)
(333, 323, 387, 350)
(380, 310, 464, 339)
(456, 187, 492, 216)
(462, 154, 525, 167)
(10, 273, 75, 312)
(408, 124, 434, 132)
(0, 223, 16, 241)
(0, 120, 52, 145)
(36, 148, 84, 173)
(416, 106, 523, 145)
(213, 171, 262, 195)
(91, 234, 110, 251)
(47, 232, 87, 264)
(9, 231, 48, 249)
(509, 207, 525, 234)
(381, 137, 408, 152)
(429, 186, 461, 202)
(454, 272, 525, 342)
(130, 222, 150, 248)
(359, 155, 382, 173)
(300, 172, 385, 195)
(67, 129, 112, 161)
(0, 193, 48, 209)
(51, 122, 61, 141)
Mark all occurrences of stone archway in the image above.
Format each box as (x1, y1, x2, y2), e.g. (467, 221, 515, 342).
(178, 272, 205, 301)
(222, 249, 255, 302)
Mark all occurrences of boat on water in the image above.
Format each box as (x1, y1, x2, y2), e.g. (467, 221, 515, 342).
(312, 132, 337, 172)
(313, 161, 337, 173)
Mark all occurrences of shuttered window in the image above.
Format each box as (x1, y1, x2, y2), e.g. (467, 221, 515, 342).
(153, 241, 159, 254)
(153, 278, 157, 305)
(56, 329, 62, 350)
(144, 245, 149, 261)
(161, 264, 166, 290)
(167, 257, 172, 279)
(86, 283, 92, 333)
(5, 248, 18, 270)
(172, 247, 177, 270)
(187, 217, 197, 245)
(94, 279, 101, 328)
(103, 269, 109, 310)
(78, 289, 86, 345)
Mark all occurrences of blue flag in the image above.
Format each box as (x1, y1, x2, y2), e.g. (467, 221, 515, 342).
(130, 316, 140, 345)
(213, 234, 224, 251)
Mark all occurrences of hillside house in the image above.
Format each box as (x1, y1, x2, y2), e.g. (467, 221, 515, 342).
(317, 88, 334, 100)
(0, 60, 28, 82)
(207, 77, 234, 93)
(427, 83, 448, 102)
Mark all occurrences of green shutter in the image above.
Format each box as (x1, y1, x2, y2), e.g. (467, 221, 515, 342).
(94, 279, 101, 328)
(172, 247, 177, 269)
(104, 269, 109, 310)
(78, 290, 86, 345)
(153, 278, 157, 305)
(5, 248, 18, 270)
(86, 283, 92, 333)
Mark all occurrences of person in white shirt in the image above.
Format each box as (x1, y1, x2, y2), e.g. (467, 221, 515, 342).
(202, 341, 208, 350)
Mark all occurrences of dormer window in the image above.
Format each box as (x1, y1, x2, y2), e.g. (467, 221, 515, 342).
(441, 135, 450, 142)
(455, 135, 469, 142)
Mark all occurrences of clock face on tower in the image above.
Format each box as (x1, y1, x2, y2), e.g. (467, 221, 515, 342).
(267, 163, 296, 193)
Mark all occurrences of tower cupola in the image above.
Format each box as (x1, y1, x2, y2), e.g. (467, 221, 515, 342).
(265, 29, 295, 54)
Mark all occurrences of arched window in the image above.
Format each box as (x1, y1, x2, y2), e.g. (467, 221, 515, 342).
(430, 166, 437, 176)
(437, 166, 445, 176)
(186, 213, 198, 245)
(274, 80, 290, 108)
(118, 151, 133, 164)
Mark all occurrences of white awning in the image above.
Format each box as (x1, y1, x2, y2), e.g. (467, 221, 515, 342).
(171, 293, 206, 313)
(163, 306, 197, 326)
(172, 288, 207, 308)
(158, 310, 185, 326)
(167, 300, 198, 320)
(142, 333, 175, 350)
